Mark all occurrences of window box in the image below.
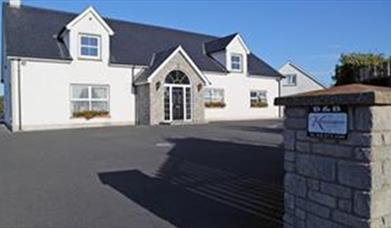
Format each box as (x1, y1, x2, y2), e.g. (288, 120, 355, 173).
(250, 101, 268, 108)
(72, 111, 110, 120)
(205, 101, 226, 108)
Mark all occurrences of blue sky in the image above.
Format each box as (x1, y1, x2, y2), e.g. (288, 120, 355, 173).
(1, 0, 391, 95)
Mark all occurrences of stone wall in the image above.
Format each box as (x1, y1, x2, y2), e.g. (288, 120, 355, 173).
(135, 84, 150, 125)
(149, 52, 205, 125)
(282, 105, 391, 228)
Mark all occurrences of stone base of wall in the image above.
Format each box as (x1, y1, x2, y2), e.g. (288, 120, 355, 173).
(282, 105, 391, 228)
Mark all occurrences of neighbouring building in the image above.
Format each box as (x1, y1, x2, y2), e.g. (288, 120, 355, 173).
(2, 0, 282, 132)
(279, 61, 326, 97)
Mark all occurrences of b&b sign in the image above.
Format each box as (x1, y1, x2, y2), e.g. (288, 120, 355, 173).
(307, 105, 348, 139)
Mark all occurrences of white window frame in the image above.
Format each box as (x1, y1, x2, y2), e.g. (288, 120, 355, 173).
(283, 74, 297, 86)
(78, 33, 101, 60)
(250, 90, 268, 108)
(230, 53, 243, 72)
(70, 84, 110, 116)
(204, 88, 225, 103)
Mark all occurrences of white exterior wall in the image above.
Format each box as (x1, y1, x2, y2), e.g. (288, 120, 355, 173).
(204, 73, 279, 121)
(6, 9, 144, 131)
(13, 60, 141, 131)
(204, 34, 279, 121)
(3, 8, 281, 130)
(279, 64, 325, 97)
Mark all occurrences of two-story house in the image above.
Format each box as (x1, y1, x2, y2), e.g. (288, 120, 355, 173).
(2, 0, 282, 132)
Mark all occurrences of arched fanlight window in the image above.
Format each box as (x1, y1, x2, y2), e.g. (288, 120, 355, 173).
(165, 70, 190, 84)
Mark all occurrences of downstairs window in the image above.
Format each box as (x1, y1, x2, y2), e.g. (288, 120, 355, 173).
(250, 90, 268, 108)
(71, 85, 109, 117)
(204, 88, 225, 108)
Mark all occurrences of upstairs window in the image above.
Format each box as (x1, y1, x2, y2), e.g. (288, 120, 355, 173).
(79, 34, 100, 59)
(231, 54, 243, 72)
(283, 74, 297, 86)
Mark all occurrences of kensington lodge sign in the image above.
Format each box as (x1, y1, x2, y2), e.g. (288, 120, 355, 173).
(307, 105, 348, 139)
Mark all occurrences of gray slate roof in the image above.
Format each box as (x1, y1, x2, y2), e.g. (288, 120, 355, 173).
(3, 3, 282, 77)
(134, 46, 179, 84)
(204, 33, 238, 54)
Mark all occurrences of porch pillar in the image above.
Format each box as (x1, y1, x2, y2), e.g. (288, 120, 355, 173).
(275, 84, 391, 228)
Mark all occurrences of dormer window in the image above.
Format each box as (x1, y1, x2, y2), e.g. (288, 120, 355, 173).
(79, 34, 100, 59)
(230, 53, 242, 72)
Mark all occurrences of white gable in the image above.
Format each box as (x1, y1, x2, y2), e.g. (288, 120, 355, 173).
(226, 34, 250, 73)
(66, 6, 114, 36)
(147, 46, 210, 85)
(279, 62, 326, 97)
(226, 34, 250, 54)
(64, 6, 113, 63)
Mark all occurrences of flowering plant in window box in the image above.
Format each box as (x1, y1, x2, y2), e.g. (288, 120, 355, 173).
(72, 111, 109, 120)
(205, 101, 226, 108)
(250, 101, 268, 108)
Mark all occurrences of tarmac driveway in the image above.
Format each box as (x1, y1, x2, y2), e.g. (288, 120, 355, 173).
(0, 120, 284, 228)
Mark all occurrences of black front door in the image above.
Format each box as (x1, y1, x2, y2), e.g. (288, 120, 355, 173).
(172, 87, 184, 120)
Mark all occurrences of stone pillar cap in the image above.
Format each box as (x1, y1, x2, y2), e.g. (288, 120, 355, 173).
(275, 83, 391, 106)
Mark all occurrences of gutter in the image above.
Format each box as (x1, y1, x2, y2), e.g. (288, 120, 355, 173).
(17, 59, 22, 131)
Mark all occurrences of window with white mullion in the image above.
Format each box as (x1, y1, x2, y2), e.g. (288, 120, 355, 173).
(71, 85, 109, 114)
(79, 34, 100, 59)
(204, 88, 224, 103)
(230, 53, 243, 72)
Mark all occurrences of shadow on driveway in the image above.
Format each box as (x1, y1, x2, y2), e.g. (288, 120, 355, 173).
(98, 137, 284, 228)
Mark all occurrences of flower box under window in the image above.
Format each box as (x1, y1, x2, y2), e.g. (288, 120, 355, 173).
(72, 111, 110, 120)
(250, 101, 268, 108)
(205, 101, 226, 108)
(71, 85, 110, 119)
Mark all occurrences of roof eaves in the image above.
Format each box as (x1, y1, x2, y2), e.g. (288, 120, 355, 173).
(287, 62, 327, 88)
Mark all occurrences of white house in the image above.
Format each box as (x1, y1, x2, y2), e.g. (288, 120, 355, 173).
(2, 0, 282, 132)
(279, 61, 326, 97)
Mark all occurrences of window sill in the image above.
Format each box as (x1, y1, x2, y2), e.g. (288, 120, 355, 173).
(71, 115, 111, 120)
(230, 70, 243, 73)
(77, 57, 103, 62)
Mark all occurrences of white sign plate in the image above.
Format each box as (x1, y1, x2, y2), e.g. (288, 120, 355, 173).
(307, 106, 348, 139)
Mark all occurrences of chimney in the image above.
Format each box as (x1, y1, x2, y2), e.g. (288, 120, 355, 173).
(9, 0, 21, 8)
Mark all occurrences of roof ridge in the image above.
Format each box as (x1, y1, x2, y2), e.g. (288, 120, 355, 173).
(13, 3, 219, 40)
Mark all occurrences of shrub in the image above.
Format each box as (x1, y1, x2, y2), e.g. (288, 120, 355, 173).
(73, 111, 109, 120)
(205, 101, 226, 108)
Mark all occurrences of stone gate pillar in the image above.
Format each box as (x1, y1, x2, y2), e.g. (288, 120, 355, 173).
(275, 84, 391, 228)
